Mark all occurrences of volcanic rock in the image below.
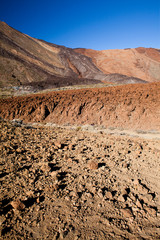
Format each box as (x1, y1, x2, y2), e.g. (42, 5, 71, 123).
(0, 82, 160, 131)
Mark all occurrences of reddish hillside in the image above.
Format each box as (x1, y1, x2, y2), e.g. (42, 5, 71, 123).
(75, 47, 160, 82)
(0, 82, 160, 131)
(0, 21, 159, 94)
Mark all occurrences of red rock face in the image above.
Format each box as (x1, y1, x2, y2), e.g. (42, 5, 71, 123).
(0, 82, 160, 131)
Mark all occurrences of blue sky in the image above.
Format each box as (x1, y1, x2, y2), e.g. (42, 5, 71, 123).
(0, 0, 159, 50)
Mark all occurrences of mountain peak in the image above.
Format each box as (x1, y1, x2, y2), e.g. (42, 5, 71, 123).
(0, 22, 159, 93)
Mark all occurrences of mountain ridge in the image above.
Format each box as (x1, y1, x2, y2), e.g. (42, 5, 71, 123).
(0, 21, 160, 92)
(74, 47, 160, 82)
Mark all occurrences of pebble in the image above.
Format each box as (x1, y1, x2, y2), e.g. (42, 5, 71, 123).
(118, 195, 125, 202)
(121, 208, 133, 218)
(105, 191, 113, 200)
(88, 160, 98, 170)
(11, 199, 25, 211)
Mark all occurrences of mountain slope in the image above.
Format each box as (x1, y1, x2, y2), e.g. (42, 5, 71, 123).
(0, 21, 106, 89)
(0, 21, 160, 92)
(74, 47, 160, 82)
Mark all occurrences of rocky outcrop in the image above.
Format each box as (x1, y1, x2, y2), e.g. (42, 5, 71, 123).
(0, 82, 160, 131)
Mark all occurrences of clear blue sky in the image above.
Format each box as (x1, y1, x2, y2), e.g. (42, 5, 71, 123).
(0, 0, 159, 50)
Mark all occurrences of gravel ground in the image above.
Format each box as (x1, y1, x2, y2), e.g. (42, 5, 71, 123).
(0, 119, 160, 239)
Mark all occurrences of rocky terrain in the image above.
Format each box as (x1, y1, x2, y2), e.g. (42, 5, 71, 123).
(0, 82, 160, 131)
(1, 21, 160, 97)
(1, 20, 160, 240)
(0, 118, 160, 239)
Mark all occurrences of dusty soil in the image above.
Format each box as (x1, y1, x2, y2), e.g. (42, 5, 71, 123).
(0, 82, 160, 131)
(0, 118, 160, 239)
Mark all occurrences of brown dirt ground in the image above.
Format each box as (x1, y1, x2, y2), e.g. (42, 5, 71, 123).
(0, 119, 160, 239)
(0, 82, 160, 239)
(0, 82, 160, 131)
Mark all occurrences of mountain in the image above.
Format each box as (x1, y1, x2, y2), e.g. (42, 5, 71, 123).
(0, 21, 160, 92)
(75, 47, 160, 82)
(0, 21, 104, 89)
